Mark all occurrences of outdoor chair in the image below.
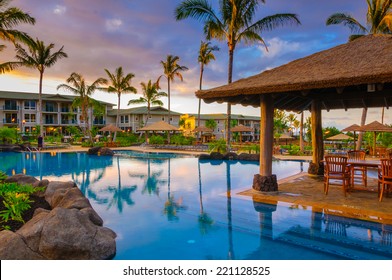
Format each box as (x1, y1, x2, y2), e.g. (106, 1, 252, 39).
(378, 158, 392, 202)
(324, 155, 351, 196)
(347, 150, 367, 187)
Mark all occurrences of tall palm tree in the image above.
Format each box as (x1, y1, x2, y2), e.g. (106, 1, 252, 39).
(128, 80, 167, 126)
(4, 39, 67, 136)
(101, 67, 137, 141)
(176, 0, 300, 149)
(326, 0, 392, 149)
(157, 54, 188, 126)
(0, 0, 35, 46)
(57, 72, 107, 144)
(197, 41, 219, 130)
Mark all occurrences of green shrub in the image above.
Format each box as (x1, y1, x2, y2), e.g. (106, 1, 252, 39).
(0, 183, 44, 226)
(208, 139, 227, 153)
(149, 135, 165, 145)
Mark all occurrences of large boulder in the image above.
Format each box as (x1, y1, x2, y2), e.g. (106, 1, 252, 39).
(87, 147, 114, 156)
(0, 179, 116, 260)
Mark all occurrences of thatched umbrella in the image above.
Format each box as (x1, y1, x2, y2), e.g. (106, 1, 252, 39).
(231, 124, 253, 143)
(137, 121, 179, 143)
(276, 133, 293, 145)
(99, 124, 123, 142)
(193, 126, 213, 133)
(342, 124, 361, 149)
(358, 121, 392, 156)
(326, 133, 352, 141)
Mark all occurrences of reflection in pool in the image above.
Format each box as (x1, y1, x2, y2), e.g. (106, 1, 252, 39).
(0, 151, 391, 260)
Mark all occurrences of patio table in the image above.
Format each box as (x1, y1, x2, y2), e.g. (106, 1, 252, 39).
(347, 159, 380, 190)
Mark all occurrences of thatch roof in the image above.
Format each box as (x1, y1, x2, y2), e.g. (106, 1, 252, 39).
(137, 121, 179, 131)
(326, 133, 352, 141)
(99, 124, 123, 132)
(277, 133, 293, 139)
(342, 124, 361, 132)
(193, 126, 213, 133)
(358, 121, 392, 132)
(196, 35, 392, 112)
(231, 124, 253, 132)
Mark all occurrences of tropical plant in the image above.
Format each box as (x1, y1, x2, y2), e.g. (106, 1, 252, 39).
(326, 0, 392, 149)
(197, 41, 219, 128)
(176, 0, 300, 149)
(4, 39, 67, 135)
(101, 67, 137, 141)
(149, 135, 165, 145)
(205, 119, 217, 131)
(0, 126, 16, 143)
(57, 73, 107, 145)
(0, 0, 35, 63)
(208, 138, 227, 153)
(157, 54, 188, 125)
(128, 80, 167, 126)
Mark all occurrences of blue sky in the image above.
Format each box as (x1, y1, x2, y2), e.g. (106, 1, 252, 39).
(0, 0, 389, 128)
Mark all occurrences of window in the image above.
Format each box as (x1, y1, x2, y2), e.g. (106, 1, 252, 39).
(24, 100, 36, 110)
(4, 100, 17, 110)
(24, 114, 36, 123)
(120, 115, 129, 123)
(45, 102, 56, 112)
(5, 113, 17, 123)
(45, 114, 56, 124)
(61, 104, 69, 112)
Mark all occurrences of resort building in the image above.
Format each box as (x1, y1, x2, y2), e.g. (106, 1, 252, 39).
(180, 113, 260, 141)
(0, 91, 114, 135)
(107, 106, 182, 132)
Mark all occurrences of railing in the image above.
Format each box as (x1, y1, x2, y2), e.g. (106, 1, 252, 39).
(2, 105, 19, 111)
(93, 120, 106, 125)
(61, 119, 77, 124)
(3, 118, 19, 124)
(44, 120, 58, 125)
(43, 108, 58, 112)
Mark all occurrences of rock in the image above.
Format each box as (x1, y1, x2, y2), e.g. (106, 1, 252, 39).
(223, 152, 238, 160)
(5, 174, 38, 185)
(198, 154, 211, 160)
(238, 153, 260, 161)
(45, 181, 77, 207)
(81, 207, 103, 226)
(38, 208, 116, 260)
(210, 152, 223, 160)
(252, 174, 278, 192)
(0, 230, 44, 260)
(99, 147, 114, 156)
(87, 146, 101, 155)
(54, 187, 91, 210)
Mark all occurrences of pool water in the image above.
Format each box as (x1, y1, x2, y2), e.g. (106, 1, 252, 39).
(0, 151, 391, 260)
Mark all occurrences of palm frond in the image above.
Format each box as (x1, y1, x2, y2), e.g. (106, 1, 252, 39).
(250, 13, 301, 33)
(326, 12, 367, 34)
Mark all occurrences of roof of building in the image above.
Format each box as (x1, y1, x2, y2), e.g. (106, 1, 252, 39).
(196, 35, 392, 112)
(0, 90, 115, 106)
(188, 113, 260, 121)
(108, 106, 182, 116)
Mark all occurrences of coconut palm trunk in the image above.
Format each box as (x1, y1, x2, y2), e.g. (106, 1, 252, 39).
(356, 108, 367, 150)
(38, 70, 44, 136)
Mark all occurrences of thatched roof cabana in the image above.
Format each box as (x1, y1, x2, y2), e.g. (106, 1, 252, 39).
(137, 121, 179, 131)
(197, 35, 392, 112)
(326, 133, 352, 141)
(196, 35, 392, 191)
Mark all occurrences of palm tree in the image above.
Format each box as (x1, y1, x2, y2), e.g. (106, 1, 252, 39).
(0, 0, 35, 46)
(176, 0, 300, 149)
(128, 80, 167, 126)
(157, 54, 188, 126)
(101, 67, 137, 141)
(57, 72, 107, 144)
(197, 41, 219, 130)
(4, 39, 67, 136)
(326, 0, 392, 149)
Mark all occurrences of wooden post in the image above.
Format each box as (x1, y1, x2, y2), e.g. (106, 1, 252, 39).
(309, 99, 324, 175)
(252, 94, 277, 192)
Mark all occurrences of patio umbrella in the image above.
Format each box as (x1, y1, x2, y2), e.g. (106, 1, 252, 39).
(231, 124, 253, 143)
(276, 133, 293, 145)
(192, 126, 213, 133)
(358, 121, 392, 156)
(342, 124, 361, 149)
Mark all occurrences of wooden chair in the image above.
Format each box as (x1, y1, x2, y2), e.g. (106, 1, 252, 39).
(378, 158, 392, 202)
(324, 155, 351, 196)
(347, 150, 367, 187)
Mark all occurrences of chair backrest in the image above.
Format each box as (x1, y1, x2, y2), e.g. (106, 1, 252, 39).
(325, 155, 348, 173)
(347, 150, 366, 161)
(380, 158, 392, 178)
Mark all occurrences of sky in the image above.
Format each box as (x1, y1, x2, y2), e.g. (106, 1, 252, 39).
(0, 0, 390, 129)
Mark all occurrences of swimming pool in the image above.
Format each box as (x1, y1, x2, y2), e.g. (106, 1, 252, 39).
(0, 151, 391, 260)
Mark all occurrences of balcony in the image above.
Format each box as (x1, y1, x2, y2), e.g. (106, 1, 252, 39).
(2, 105, 19, 111)
(3, 118, 19, 124)
(93, 119, 106, 125)
(43, 107, 58, 113)
(44, 120, 58, 125)
(61, 119, 77, 125)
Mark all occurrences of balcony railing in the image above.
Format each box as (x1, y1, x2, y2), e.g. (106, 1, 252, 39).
(43, 107, 58, 113)
(61, 119, 77, 125)
(44, 120, 58, 125)
(2, 105, 19, 111)
(3, 118, 19, 124)
(93, 119, 106, 125)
